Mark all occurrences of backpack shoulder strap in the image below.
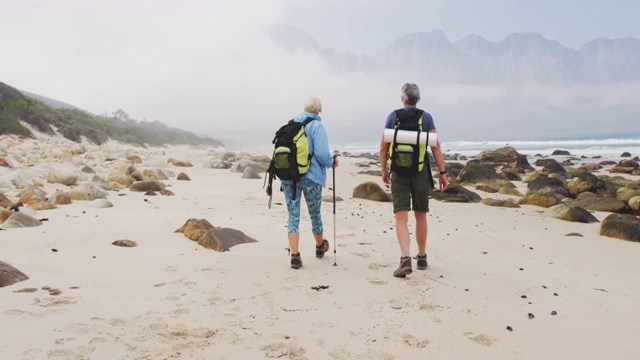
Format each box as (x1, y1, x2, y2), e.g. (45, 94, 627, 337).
(301, 117, 315, 126)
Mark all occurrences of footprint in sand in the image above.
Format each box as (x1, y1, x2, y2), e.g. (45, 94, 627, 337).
(260, 342, 305, 359)
(33, 297, 76, 307)
(401, 333, 429, 348)
(165, 266, 178, 273)
(464, 332, 493, 346)
(368, 262, 390, 270)
(389, 298, 412, 310)
(368, 278, 387, 285)
(352, 252, 370, 258)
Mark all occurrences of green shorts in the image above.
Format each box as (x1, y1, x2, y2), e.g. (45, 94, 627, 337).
(391, 169, 431, 213)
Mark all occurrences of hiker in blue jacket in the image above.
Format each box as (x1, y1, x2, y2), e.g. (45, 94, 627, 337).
(282, 96, 338, 269)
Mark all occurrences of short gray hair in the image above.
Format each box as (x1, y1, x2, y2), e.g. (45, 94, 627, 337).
(401, 83, 420, 106)
(304, 96, 322, 114)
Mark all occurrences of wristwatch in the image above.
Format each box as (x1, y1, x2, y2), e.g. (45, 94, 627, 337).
(439, 170, 447, 175)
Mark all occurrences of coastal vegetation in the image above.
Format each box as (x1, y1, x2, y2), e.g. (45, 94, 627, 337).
(0, 82, 223, 147)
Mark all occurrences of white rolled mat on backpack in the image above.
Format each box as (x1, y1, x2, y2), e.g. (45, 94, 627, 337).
(383, 129, 438, 146)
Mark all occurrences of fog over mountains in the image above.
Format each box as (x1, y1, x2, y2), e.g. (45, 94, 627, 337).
(270, 24, 640, 143)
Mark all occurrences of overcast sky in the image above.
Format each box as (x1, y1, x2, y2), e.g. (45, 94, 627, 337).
(1, 0, 639, 144)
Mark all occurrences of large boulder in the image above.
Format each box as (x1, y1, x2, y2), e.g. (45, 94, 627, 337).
(476, 146, 533, 171)
(2, 211, 42, 228)
(542, 203, 599, 223)
(352, 182, 391, 202)
(456, 162, 503, 184)
(68, 183, 109, 201)
(0, 261, 29, 288)
(518, 193, 563, 208)
(567, 173, 599, 198)
(534, 158, 567, 176)
(129, 180, 167, 192)
(18, 186, 48, 205)
(481, 198, 520, 208)
(0, 192, 14, 208)
(599, 214, 640, 242)
(174, 218, 258, 252)
(527, 176, 569, 197)
(430, 184, 482, 203)
(564, 197, 628, 214)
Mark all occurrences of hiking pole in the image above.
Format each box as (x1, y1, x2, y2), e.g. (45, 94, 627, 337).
(332, 154, 337, 266)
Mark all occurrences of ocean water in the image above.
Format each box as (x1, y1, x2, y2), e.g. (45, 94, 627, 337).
(335, 137, 640, 159)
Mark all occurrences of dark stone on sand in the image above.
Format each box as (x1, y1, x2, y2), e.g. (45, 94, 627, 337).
(430, 185, 482, 203)
(481, 198, 520, 208)
(0, 192, 14, 208)
(551, 150, 571, 156)
(527, 176, 569, 197)
(175, 218, 258, 252)
(542, 203, 599, 223)
(0, 260, 29, 288)
(457, 162, 503, 184)
(567, 173, 599, 197)
(534, 158, 567, 176)
(564, 197, 627, 214)
(352, 182, 391, 202)
(177, 172, 191, 181)
(599, 213, 640, 242)
(620, 152, 631, 158)
(565, 232, 584, 237)
(129, 180, 167, 192)
(112, 240, 138, 247)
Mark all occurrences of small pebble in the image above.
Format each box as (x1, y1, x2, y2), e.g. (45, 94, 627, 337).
(506, 326, 513, 331)
(551, 311, 557, 316)
(521, 295, 527, 299)
(528, 313, 535, 319)
(51, 248, 58, 252)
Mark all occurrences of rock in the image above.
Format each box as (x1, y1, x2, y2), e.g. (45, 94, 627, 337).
(599, 213, 640, 242)
(564, 197, 628, 214)
(322, 195, 343, 202)
(476, 146, 533, 171)
(518, 193, 562, 208)
(18, 186, 48, 205)
(0, 192, 14, 208)
(107, 172, 134, 187)
(551, 150, 571, 156)
(112, 240, 138, 247)
(160, 189, 174, 196)
(242, 166, 262, 179)
(476, 184, 499, 193)
(580, 163, 602, 171)
(430, 185, 482, 203)
(232, 159, 269, 174)
(126, 155, 143, 163)
(0, 261, 29, 288)
(130, 170, 145, 181)
(69, 183, 108, 201)
(0, 209, 13, 224)
(534, 159, 567, 176)
(352, 182, 391, 202)
(90, 199, 113, 208)
(542, 203, 599, 223)
(456, 162, 503, 184)
(358, 169, 382, 176)
(80, 165, 96, 174)
(176, 172, 191, 181)
(620, 152, 632, 158)
(499, 186, 524, 197)
(2, 212, 42, 228)
(50, 191, 72, 205)
(174, 218, 258, 252)
(29, 202, 57, 211)
(167, 158, 193, 167)
(0, 157, 13, 168)
(527, 176, 568, 197)
(481, 198, 520, 208)
(47, 169, 78, 186)
(567, 173, 599, 197)
(68, 143, 86, 155)
(129, 180, 166, 192)
(203, 158, 232, 169)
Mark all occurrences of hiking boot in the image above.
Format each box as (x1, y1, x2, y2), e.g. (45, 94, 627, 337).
(393, 256, 412, 278)
(416, 253, 428, 270)
(315, 239, 329, 258)
(291, 253, 302, 269)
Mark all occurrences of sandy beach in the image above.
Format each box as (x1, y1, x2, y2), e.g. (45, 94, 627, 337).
(1, 134, 640, 360)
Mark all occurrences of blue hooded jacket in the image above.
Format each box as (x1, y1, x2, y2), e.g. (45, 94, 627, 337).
(291, 111, 334, 187)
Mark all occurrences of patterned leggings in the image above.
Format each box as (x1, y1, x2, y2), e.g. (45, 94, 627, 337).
(282, 178, 323, 234)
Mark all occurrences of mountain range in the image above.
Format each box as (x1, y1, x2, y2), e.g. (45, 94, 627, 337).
(271, 24, 640, 85)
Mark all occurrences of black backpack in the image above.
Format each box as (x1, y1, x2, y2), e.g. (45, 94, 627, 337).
(265, 117, 315, 208)
(388, 108, 428, 176)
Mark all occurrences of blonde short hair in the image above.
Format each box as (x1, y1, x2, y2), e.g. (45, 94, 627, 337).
(304, 96, 322, 114)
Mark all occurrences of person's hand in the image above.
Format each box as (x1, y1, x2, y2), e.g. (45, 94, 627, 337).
(382, 168, 390, 185)
(332, 155, 339, 169)
(438, 174, 449, 192)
